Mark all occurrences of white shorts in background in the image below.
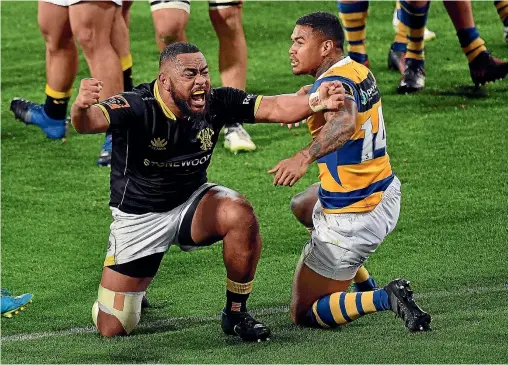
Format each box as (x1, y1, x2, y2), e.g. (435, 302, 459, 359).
(41, 0, 122, 7)
(104, 183, 217, 267)
(149, 0, 243, 13)
(302, 176, 402, 281)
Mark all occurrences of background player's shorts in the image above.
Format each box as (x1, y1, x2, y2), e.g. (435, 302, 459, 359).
(104, 183, 217, 267)
(302, 176, 401, 281)
(41, 0, 122, 7)
(149, 0, 243, 13)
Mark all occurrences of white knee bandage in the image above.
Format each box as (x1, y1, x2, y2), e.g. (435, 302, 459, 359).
(92, 285, 145, 334)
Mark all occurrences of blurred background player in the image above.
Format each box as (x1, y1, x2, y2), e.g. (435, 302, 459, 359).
(149, 0, 256, 153)
(337, 0, 431, 93)
(272, 11, 431, 331)
(10, 0, 127, 167)
(1, 288, 33, 318)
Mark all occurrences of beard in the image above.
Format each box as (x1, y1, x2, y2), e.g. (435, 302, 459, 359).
(169, 80, 210, 120)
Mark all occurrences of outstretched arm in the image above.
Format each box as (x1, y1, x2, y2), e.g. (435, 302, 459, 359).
(268, 99, 357, 186)
(255, 81, 345, 124)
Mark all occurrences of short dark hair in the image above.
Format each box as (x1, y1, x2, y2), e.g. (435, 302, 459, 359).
(159, 42, 201, 67)
(296, 11, 344, 49)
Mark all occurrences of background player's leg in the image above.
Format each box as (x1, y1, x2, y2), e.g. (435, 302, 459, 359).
(209, 3, 255, 154)
(494, 1, 508, 43)
(69, 1, 123, 167)
(10, 1, 76, 140)
(188, 186, 270, 341)
(397, 0, 430, 94)
(444, 0, 508, 86)
(121, 0, 133, 28)
(112, 6, 133, 92)
(338, 0, 369, 67)
(150, 6, 189, 51)
(94, 253, 163, 336)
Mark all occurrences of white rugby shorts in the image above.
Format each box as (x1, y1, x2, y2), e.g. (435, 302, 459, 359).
(149, 0, 243, 13)
(41, 0, 122, 7)
(301, 176, 402, 281)
(104, 183, 218, 266)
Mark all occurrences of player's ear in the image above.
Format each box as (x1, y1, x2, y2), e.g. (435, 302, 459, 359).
(158, 72, 170, 91)
(321, 40, 334, 57)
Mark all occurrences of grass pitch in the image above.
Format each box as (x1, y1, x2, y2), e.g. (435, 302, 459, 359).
(2, 1, 508, 363)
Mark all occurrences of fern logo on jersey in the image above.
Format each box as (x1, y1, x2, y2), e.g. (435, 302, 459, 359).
(150, 137, 168, 151)
(197, 128, 214, 151)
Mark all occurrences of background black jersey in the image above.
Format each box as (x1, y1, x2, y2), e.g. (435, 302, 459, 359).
(97, 80, 260, 214)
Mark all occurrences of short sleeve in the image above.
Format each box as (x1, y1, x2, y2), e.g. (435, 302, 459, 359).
(211, 87, 262, 125)
(95, 92, 144, 131)
(309, 76, 359, 106)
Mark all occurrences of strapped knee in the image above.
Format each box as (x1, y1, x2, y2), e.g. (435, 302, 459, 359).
(92, 285, 144, 335)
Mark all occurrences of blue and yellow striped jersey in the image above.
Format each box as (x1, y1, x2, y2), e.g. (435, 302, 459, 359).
(307, 57, 394, 214)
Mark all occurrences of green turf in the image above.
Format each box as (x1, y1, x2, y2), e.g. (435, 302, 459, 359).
(2, 1, 508, 363)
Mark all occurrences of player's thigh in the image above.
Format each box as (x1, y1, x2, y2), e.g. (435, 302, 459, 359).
(38, 1, 72, 45)
(150, 6, 189, 35)
(69, 1, 117, 44)
(290, 182, 319, 226)
(182, 185, 255, 247)
(208, 1, 243, 30)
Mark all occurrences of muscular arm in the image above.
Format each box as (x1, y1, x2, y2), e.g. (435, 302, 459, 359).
(254, 81, 345, 124)
(71, 104, 109, 134)
(268, 99, 357, 187)
(299, 99, 357, 164)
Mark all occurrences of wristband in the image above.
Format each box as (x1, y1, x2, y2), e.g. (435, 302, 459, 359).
(309, 91, 325, 112)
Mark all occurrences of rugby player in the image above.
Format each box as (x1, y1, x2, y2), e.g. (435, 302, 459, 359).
(70, 42, 345, 340)
(270, 12, 431, 331)
(149, 0, 256, 154)
(10, 0, 126, 166)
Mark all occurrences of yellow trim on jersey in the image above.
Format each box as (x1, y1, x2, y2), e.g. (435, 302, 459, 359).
(120, 54, 133, 71)
(329, 293, 347, 325)
(96, 104, 111, 124)
(312, 301, 330, 328)
(462, 38, 485, 54)
(154, 82, 177, 120)
(103, 255, 115, 266)
(254, 95, 263, 116)
(45, 84, 72, 99)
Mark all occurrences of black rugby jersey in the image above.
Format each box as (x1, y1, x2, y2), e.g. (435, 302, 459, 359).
(96, 80, 261, 214)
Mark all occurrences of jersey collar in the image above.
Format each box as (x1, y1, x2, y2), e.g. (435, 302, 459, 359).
(154, 81, 177, 120)
(317, 56, 353, 80)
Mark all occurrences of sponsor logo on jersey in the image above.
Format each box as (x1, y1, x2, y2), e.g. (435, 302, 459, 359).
(143, 153, 212, 168)
(360, 80, 379, 105)
(242, 94, 255, 105)
(196, 128, 214, 151)
(150, 137, 168, 151)
(102, 95, 130, 109)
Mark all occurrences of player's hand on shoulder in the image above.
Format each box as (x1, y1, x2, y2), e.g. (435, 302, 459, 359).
(318, 80, 345, 111)
(76, 78, 103, 109)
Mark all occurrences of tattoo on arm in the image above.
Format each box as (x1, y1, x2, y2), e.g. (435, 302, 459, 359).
(303, 100, 357, 163)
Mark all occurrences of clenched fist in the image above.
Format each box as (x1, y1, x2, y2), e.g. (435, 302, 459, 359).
(75, 78, 103, 109)
(317, 80, 345, 111)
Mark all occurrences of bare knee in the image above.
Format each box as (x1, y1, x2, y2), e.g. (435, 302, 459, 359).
(225, 197, 259, 235)
(152, 10, 187, 44)
(74, 26, 102, 56)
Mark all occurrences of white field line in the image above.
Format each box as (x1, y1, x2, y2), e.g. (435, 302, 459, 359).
(2, 284, 507, 343)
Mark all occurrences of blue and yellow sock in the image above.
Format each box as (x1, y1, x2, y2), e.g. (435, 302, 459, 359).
(353, 266, 379, 292)
(309, 289, 390, 328)
(457, 27, 487, 63)
(399, 0, 430, 68)
(392, 1, 408, 52)
(338, 1, 369, 65)
(121, 54, 134, 92)
(495, 1, 508, 26)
